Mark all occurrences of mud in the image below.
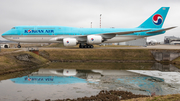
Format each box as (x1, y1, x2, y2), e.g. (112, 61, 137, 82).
(15, 54, 33, 61)
(31, 90, 149, 101)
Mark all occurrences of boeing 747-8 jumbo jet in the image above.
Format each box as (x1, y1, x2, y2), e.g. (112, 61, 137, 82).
(1, 7, 176, 48)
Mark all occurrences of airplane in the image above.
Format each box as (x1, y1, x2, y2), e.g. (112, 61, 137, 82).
(1, 7, 176, 48)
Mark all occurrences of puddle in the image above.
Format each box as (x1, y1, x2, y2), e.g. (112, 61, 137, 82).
(0, 68, 180, 101)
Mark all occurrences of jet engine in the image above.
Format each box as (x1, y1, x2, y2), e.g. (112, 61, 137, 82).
(87, 35, 103, 44)
(63, 38, 77, 47)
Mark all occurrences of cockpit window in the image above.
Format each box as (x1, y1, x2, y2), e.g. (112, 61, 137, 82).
(11, 27, 15, 29)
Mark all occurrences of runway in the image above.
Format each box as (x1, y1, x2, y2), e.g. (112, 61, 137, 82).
(1, 45, 180, 50)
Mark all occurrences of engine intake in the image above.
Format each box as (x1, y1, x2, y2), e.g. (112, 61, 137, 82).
(87, 35, 102, 44)
(63, 38, 77, 47)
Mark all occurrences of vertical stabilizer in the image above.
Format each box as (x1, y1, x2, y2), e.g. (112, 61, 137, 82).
(138, 7, 169, 28)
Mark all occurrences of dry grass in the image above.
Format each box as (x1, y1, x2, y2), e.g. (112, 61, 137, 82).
(0, 51, 48, 76)
(0, 55, 19, 73)
(0, 48, 19, 53)
(40, 49, 154, 61)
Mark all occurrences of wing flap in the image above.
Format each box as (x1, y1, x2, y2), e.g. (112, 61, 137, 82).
(103, 29, 151, 35)
(50, 37, 64, 41)
(147, 26, 177, 34)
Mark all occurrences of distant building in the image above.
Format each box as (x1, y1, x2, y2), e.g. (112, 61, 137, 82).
(164, 36, 180, 45)
(125, 38, 147, 46)
(101, 38, 147, 46)
(147, 39, 158, 45)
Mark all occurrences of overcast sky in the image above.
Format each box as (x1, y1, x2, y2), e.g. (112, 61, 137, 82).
(0, 0, 180, 41)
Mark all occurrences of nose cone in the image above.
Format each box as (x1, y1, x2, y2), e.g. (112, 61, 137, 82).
(2, 33, 5, 37)
(1, 31, 10, 40)
(1, 32, 7, 38)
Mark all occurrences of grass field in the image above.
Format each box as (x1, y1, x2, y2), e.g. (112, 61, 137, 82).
(0, 51, 48, 80)
(0, 48, 19, 53)
(40, 49, 154, 61)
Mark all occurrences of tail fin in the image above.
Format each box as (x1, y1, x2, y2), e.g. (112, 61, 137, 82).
(138, 7, 169, 28)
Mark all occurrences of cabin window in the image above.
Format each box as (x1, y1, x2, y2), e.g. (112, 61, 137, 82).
(23, 28, 34, 29)
(11, 27, 15, 29)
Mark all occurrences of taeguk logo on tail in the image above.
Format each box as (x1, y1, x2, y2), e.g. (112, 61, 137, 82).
(153, 14, 163, 25)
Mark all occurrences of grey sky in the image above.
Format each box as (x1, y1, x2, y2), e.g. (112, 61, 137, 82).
(0, 0, 180, 41)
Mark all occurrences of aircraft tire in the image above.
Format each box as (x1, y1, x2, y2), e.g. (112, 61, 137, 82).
(17, 45, 21, 48)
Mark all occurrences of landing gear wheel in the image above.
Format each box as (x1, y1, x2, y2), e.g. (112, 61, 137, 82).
(79, 44, 94, 48)
(90, 45, 94, 48)
(17, 42, 21, 48)
(17, 45, 21, 48)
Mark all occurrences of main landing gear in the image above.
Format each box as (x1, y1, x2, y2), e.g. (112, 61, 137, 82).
(79, 44, 94, 48)
(17, 42, 21, 48)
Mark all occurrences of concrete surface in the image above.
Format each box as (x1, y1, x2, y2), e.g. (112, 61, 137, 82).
(39, 45, 180, 49)
(3, 45, 180, 50)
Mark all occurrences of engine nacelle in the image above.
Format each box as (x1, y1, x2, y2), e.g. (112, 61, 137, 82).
(87, 35, 102, 44)
(63, 38, 77, 47)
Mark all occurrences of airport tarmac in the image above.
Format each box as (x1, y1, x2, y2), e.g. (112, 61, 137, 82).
(1, 45, 179, 56)
(96, 45, 180, 49)
(37, 45, 180, 50)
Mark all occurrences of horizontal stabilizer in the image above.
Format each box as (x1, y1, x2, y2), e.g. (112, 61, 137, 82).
(147, 26, 177, 34)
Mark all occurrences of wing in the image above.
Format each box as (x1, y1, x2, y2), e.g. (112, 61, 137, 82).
(50, 29, 151, 42)
(147, 26, 177, 34)
(102, 29, 151, 35)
